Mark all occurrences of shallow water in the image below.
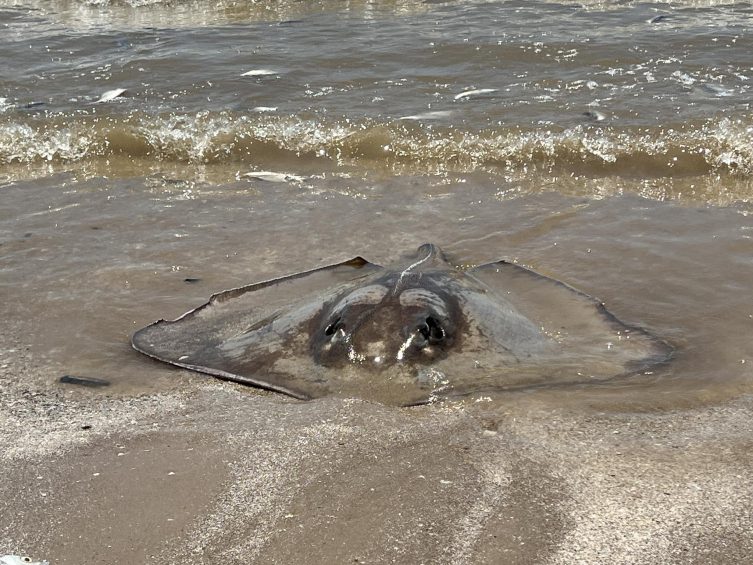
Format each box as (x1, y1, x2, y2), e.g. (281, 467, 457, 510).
(1, 0, 752, 410)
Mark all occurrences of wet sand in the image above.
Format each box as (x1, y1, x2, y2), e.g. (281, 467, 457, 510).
(2, 178, 753, 563)
(2, 333, 752, 564)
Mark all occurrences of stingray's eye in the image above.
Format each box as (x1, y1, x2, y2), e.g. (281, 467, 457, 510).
(324, 317, 343, 337)
(418, 316, 446, 344)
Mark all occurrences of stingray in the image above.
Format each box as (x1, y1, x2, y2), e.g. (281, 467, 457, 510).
(132, 244, 671, 405)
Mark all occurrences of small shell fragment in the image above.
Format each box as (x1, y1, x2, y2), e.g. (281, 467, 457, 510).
(1, 556, 50, 565)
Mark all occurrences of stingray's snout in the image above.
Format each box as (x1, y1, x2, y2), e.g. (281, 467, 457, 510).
(313, 295, 456, 367)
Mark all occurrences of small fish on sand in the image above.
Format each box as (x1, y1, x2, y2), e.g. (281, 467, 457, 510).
(241, 69, 278, 77)
(243, 171, 305, 183)
(94, 88, 127, 103)
(454, 88, 497, 100)
(252, 106, 278, 112)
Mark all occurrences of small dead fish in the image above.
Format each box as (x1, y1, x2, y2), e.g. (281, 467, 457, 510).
(243, 171, 305, 183)
(399, 110, 453, 121)
(454, 88, 497, 100)
(241, 69, 278, 77)
(94, 88, 127, 103)
(252, 106, 278, 112)
(1, 556, 49, 565)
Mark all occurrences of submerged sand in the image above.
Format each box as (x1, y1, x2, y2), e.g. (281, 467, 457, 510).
(1, 333, 752, 565)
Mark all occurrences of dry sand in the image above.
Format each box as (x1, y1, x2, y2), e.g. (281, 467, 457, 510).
(2, 330, 752, 565)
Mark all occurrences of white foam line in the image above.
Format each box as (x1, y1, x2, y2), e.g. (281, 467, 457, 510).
(25, 203, 81, 217)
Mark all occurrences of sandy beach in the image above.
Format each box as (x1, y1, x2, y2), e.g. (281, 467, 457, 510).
(2, 175, 752, 565)
(2, 183, 752, 564)
(3, 329, 752, 564)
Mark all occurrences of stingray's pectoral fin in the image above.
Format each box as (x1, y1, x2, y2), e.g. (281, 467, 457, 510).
(131, 256, 382, 399)
(467, 261, 673, 377)
(132, 323, 313, 399)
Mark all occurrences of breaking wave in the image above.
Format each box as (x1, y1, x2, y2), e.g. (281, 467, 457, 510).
(1, 111, 752, 180)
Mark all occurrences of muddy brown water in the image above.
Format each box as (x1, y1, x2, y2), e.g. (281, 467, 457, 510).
(2, 171, 752, 410)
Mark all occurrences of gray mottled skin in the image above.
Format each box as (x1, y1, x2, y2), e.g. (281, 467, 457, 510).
(132, 244, 671, 405)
